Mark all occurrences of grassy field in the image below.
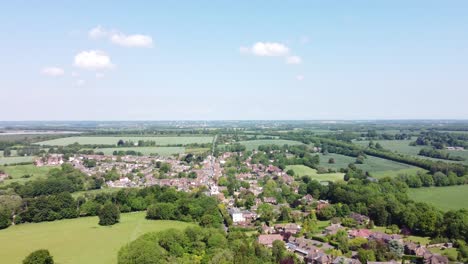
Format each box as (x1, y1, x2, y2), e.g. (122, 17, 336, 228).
(354, 139, 423, 156)
(93, 146, 185, 156)
(0, 156, 35, 165)
(0, 212, 195, 264)
(71, 188, 123, 198)
(238, 139, 303, 151)
(408, 185, 468, 211)
(285, 165, 344, 182)
(1, 164, 56, 184)
(36, 136, 214, 146)
(318, 153, 425, 178)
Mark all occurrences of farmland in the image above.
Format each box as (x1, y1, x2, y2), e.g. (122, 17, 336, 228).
(285, 165, 344, 182)
(238, 139, 303, 150)
(36, 136, 214, 146)
(1, 164, 56, 184)
(408, 185, 468, 211)
(353, 139, 423, 156)
(318, 153, 425, 178)
(0, 156, 34, 165)
(0, 212, 195, 264)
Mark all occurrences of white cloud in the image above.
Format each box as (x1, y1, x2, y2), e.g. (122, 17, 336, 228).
(286, 56, 302, 64)
(74, 50, 114, 70)
(41, 67, 64, 77)
(71, 71, 79, 77)
(296, 75, 304, 81)
(241, 42, 303, 65)
(95, 73, 104, 79)
(88, 26, 153, 48)
(76, 79, 85, 86)
(250, 42, 289, 56)
(110, 33, 153, 48)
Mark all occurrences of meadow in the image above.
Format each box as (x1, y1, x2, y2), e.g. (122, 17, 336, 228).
(318, 153, 425, 178)
(1, 164, 56, 184)
(36, 136, 214, 146)
(0, 212, 195, 264)
(353, 139, 423, 156)
(238, 139, 303, 151)
(408, 185, 468, 211)
(0, 156, 34, 165)
(285, 165, 344, 182)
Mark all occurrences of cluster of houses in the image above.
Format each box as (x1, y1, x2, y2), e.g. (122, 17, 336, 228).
(256, 224, 449, 264)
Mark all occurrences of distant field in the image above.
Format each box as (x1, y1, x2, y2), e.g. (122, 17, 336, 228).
(0, 149, 18, 157)
(239, 139, 303, 150)
(408, 185, 468, 211)
(354, 139, 423, 156)
(0, 212, 195, 264)
(1, 164, 56, 184)
(93, 146, 185, 156)
(318, 153, 425, 178)
(36, 136, 214, 146)
(354, 139, 468, 165)
(0, 156, 34, 165)
(285, 165, 344, 182)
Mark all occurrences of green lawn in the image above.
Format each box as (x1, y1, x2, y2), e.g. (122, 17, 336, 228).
(318, 153, 425, 178)
(1, 164, 56, 184)
(408, 185, 468, 211)
(0, 212, 195, 264)
(93, 146, 185, 156)
(238, 139, 303, 151)
(36, 136, 214, 146)
(285, 165, 344, 182)
(0, 156, 35, 165)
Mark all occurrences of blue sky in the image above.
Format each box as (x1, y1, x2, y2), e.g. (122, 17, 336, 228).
(1, 1, 467, 120)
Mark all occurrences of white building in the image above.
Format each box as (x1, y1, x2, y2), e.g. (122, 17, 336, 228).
(229, 208, 246, 223)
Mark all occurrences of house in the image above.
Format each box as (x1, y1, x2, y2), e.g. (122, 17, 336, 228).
(258, 234, 283, 247)
(423, 253, 449, 264)
(367, 261, 399, 264)
(228, 208, 245, 223)
(306, 252, 332, 264)
(261, 224, 275, 234)
(323, 223, 344, 236)
(349, 212, 370, 225)
(348, 229, 373, 239)
(274, 223, 301, 234)
(0, 171, 8, 182)
(332, 257, 362, 264)
(302, 194, 315, 204)
(264, 197, 277, 204)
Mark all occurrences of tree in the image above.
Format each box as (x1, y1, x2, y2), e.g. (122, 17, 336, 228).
(272, 240, 286, 263)
(328, 158, 335, 164)
(0, 209, 11, 229)
(23, 249, 54, 264)
(388, 240, 404, 259)
(358, 249, 376, 264)
(286, 169, 295, 176)
(117, 139, 125, 146)
(3, 148, 11, 157)
(146, 203, 176, 220)
(98, 202, 120, 226)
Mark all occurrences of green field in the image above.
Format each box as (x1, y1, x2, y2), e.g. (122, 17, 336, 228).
(0, 212, 195, 264)
(238, 139, 303, 151)
(93, 146, 185, 156)
(71, 188, 123, 198)
(354, 139, 423, 156)
(318, 153, 425, 178)
(408, 185, 468, 211)
(36, 136, 214, 146)
(1, 164, 56, 184)
(0, 156, 35, 165)
(285, 165, 344, 182)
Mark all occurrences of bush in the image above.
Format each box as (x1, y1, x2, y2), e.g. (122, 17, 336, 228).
(98, 202, 120, 226)
(23, 249, 54, 264)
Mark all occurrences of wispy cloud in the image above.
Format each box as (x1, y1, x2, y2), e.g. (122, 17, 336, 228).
(41, 67, 64, 77)
(240, 41, 302, 65)
(88, 26, 153, 48)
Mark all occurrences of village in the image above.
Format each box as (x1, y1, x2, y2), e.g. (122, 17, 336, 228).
(31, 150, 452, 264)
